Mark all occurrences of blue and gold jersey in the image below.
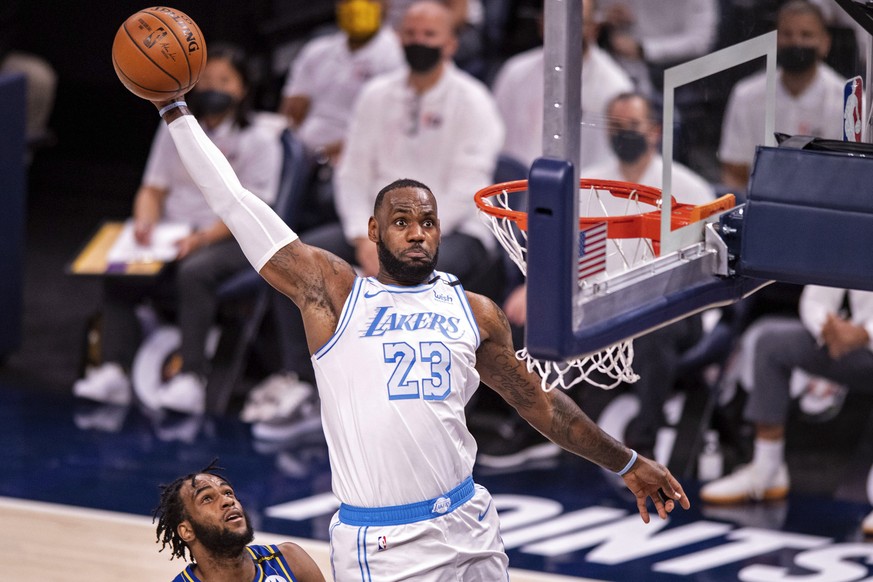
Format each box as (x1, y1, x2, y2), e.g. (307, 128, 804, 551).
(172, 544, 298, 581)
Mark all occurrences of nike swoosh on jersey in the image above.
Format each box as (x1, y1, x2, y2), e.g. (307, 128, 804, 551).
(478, 499, 493, 521)
(363, 290, 385, 298)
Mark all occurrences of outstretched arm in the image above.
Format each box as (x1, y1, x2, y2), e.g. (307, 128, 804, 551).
(468, 292, 690, 523)
(150, 100, 356, 328)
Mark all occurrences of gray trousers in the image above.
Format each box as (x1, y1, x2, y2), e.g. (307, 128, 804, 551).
(744, 318, 873, 426)
(101, 238, 248, 376)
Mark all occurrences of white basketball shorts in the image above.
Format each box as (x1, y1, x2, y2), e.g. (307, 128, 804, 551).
(328, 478, 509, 581)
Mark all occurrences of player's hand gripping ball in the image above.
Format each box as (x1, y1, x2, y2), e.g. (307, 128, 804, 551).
(112, 6, 206, 101)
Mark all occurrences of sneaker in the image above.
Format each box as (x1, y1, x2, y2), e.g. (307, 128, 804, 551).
(699, 462, 790, 505)
(862, 509, 873, 536)
(157, 373, 206, 415)
(476, 422, 561, 469)
(241, 373, 316, 423)
(73, 363, 132, 406)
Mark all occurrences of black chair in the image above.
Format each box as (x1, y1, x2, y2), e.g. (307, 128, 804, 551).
(206, 129, 315, 414)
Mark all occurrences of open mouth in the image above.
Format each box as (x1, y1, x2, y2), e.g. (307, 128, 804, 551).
(224, 510, 243, 523)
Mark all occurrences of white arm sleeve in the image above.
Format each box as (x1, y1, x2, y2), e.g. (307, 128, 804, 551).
(166, 114, 298, 271)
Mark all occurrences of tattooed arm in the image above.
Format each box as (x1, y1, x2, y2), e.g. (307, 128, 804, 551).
(467, 292, 690, 522)
(260, 241, 357, 353)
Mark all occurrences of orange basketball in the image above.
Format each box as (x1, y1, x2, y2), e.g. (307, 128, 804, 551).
(112, 6, 207, 101)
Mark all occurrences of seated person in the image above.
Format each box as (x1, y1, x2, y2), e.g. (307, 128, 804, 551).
(700, 285, 873, 535)
(73, 44, 283, 415)
(719, 0, 845, 191)
(279, 0, 404, 165)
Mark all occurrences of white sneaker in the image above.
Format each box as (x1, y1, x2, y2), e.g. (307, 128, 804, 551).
(73, 363, 132, 406)
(862, 509, 873, 537)
(241, 373, 315, 423)
(158, 373, 206, 415)
(700, 463, 790, 505)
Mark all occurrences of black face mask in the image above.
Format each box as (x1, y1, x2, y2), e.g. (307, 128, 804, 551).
(610, 129, 648, 164)
(187, 90, 235, 117)
(777, 46, 818, 74)
(403, 43, 442, 73)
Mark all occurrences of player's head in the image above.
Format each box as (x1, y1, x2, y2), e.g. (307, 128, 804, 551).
(370, 178, 441, 285)
(776, 0, 830, 73)
(187, 42, 253, 128)
(154, 460, 254, 562)
(399, 0, 457, 74)
(605, 92, 660, 164)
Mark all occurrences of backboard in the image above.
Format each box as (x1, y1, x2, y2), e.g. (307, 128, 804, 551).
(523, 5, 779, 361)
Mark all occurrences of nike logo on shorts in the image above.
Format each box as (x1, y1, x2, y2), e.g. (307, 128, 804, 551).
(478, 499, 493, 521)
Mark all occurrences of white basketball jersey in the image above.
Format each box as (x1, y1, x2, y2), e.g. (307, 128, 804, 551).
(312, 272, 482, 507)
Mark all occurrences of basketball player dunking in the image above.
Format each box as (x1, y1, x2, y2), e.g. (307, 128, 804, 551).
(147, 96, 690, 579)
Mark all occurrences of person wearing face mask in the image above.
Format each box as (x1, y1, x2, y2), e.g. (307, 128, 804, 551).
(490, 92, 714, 468)
(279, 0, 404, 165)
(73, 44, 283, 415)
(719, 0, 844, 191)
(334, 0, 503, 279)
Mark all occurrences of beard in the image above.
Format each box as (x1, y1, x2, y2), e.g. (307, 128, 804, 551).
(377, 238, 438, 285)
(189, 509, 255, 559)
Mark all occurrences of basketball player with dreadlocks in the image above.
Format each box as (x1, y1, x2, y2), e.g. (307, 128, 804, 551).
(154, 461, 325, 581)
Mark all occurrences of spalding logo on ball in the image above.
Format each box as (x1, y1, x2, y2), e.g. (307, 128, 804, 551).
(112, 6, 207, 101)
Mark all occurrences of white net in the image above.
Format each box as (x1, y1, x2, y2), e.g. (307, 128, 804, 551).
(478, 182, 672, 391)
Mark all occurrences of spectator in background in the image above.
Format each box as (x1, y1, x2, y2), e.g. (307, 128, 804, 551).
(481, 92, 715, 468)
(240, 0, 504, 437)
(279, 0, 404, 165)
(719, 0, 844, 191)
(700, 285, 873, 536)
(597, 0, 718, 94)
(73, 44, 283, 416)
(492, 0, 634, 171)
(384, 0, 485, 76)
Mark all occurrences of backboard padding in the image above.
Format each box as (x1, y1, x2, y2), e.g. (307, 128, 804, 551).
(738, 146, 873, 291)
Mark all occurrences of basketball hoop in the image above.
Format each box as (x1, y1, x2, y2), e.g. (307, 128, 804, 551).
(475, 178, 735, 392)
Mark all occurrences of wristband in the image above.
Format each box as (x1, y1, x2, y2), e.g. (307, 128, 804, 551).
(159, 101, 187, 117)
(616, 449, 637, 476)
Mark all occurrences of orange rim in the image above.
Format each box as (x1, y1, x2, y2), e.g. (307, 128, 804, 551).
(474, 178, 735, 242)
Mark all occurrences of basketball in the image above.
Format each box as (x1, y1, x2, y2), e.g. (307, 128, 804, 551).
(112, 6, 207, 101)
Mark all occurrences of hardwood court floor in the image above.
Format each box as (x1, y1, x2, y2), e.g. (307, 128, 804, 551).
(0, 496, 591, 581)
(4, 380, 873, 581)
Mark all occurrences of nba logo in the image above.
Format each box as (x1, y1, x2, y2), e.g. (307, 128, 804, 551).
(843, 76, 863, 142)
(378, 536, 388, 551)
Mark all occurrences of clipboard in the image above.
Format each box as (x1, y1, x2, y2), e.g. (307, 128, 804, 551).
(67, 220, 191, 277)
